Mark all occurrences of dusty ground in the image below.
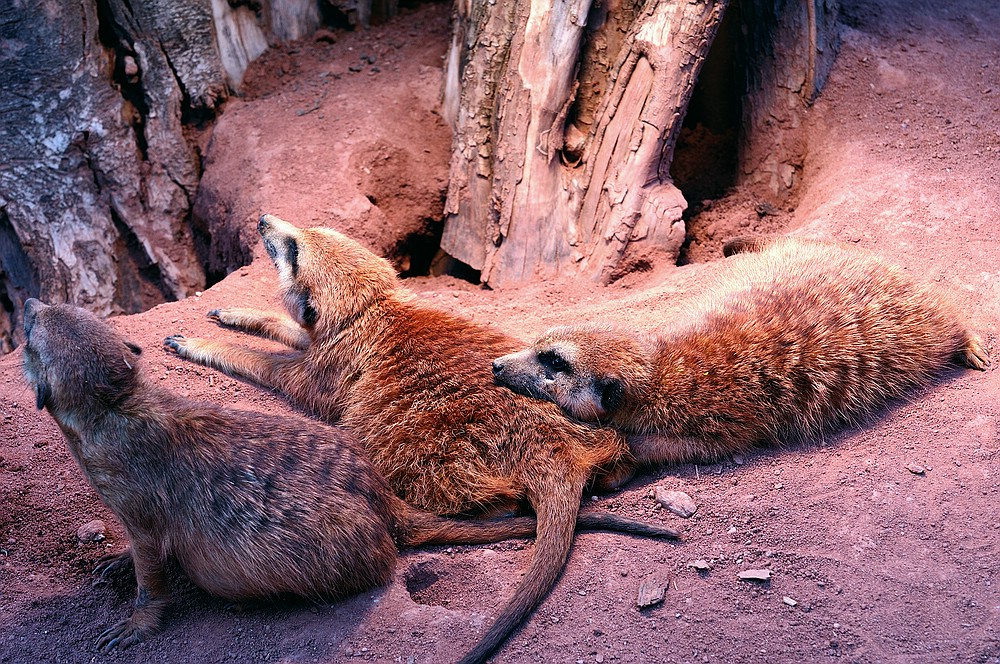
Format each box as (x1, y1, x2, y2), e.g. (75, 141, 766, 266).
(2, 0, 999, 662)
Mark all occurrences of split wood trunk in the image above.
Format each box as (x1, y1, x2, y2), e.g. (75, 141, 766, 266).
(441, 0, 840, 287)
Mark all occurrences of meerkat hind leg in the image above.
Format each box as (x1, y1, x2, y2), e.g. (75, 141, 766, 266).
(961, 333, 991, 370)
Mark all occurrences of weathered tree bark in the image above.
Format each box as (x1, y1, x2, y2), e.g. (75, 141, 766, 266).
(0, 0, 328, 352)
(441, 0, 840, 286)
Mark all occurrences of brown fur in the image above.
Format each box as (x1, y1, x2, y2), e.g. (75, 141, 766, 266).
(493, 236, 990, 465)
(21, 300, 668, 653)
(163, 214, 678, 664)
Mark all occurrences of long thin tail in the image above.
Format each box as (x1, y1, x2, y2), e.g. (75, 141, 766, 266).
(575, 512, 680, 539)
(400, 509, 680, 548)
(455, 485, 581, 664)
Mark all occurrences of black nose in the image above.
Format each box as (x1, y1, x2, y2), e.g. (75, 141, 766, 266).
(491, 360, 503, 376)
(258, 214, 271, 235)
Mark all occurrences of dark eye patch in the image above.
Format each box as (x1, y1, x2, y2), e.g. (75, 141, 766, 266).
(285, 237, 299, 277)
(537, 350, 571, 374)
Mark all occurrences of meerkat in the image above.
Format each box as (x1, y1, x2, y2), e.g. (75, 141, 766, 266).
(492, 236, 990, 465)
(162, 214, 678, 664)
(21, 300, 674, 654)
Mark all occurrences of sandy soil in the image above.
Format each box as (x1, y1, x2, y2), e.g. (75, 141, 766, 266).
(2, 0, 999, 662)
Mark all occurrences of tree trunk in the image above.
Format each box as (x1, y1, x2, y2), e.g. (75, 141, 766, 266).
(0, 0, 325, 352)
(441, 0, 840, 287)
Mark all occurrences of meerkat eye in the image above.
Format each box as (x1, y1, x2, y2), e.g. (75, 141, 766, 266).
(537, 350, 571, 374)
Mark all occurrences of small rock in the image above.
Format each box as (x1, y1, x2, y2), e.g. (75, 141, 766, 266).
(636, 580, 666, 608)
(348, 63, 363, 73)
(782, 596, 798, 606)
(689, 559, 712, 572)
(654, 488, 697, 518)
(737, 569, 772, 582)
(77, 520, 106, 543)
(906, 463, 926, 475)
(596, 655, 604, 663)
(123, 55, 139, 78)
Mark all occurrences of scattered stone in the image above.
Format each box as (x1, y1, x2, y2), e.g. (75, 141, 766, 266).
(737, 569, 772, 582)
(637, 580, 666, 608)
(654, 487, 697, 518)
(906, 463, 926, 475)
(348, 63, 363, 73)
(689, 559, 712, 572)
(77, 520, 106, 543)
(782, 596, 798, 606)
(123, 55, 139, 78)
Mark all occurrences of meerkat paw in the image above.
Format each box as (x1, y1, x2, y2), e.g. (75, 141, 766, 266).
(163, 335, 185, 352)
(592, 460, 637, 492)
(93, 550, 134, 585)
(207, 307, 269, 328)
(96, 617, 148, 652)
(962, 334, 991, 370)
(206, 308, 247, 326)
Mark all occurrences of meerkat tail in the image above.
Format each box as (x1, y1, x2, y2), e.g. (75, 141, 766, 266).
(574, 512, 680, 539)
(399, 511, 540, 547)
(400, 510, 680, 547)
(457, 491, 580, 664)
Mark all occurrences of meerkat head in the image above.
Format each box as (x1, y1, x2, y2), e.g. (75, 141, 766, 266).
(492, 325, 648, 424)
(21, 299, 143, 417)
(257, 214, 399, 333)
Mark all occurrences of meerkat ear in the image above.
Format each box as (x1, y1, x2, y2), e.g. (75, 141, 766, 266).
(125, 341, 143, 356)
(35, 381, 52, 410)
(597, 378, 625, 413)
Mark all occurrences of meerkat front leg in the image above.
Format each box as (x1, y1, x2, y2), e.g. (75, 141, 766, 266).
(164, 335, 295, 390)
(207, 308, 311, 350)
(96, 536, 170, 652)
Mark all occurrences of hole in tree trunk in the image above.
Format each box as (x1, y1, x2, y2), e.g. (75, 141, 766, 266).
(670, 2, 741, 208)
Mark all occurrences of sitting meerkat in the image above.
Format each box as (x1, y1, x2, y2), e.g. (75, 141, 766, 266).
(21, 299, 672, 654)
(163, 214, 678, 664)
(492, 236, 990, 465)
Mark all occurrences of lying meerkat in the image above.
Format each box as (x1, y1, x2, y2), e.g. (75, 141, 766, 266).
(163, 214, 678, 664)
(21, 299, 671, 654)
(492, 236, 990, 465)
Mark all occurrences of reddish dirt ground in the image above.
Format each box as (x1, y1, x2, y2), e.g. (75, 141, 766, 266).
(2, 0, 999, 663)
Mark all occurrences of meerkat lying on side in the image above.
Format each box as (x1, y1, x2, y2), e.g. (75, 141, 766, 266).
(21, 300, 670, 653)
(163, 214, 678, 664)
(492, 236, 990, 465)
